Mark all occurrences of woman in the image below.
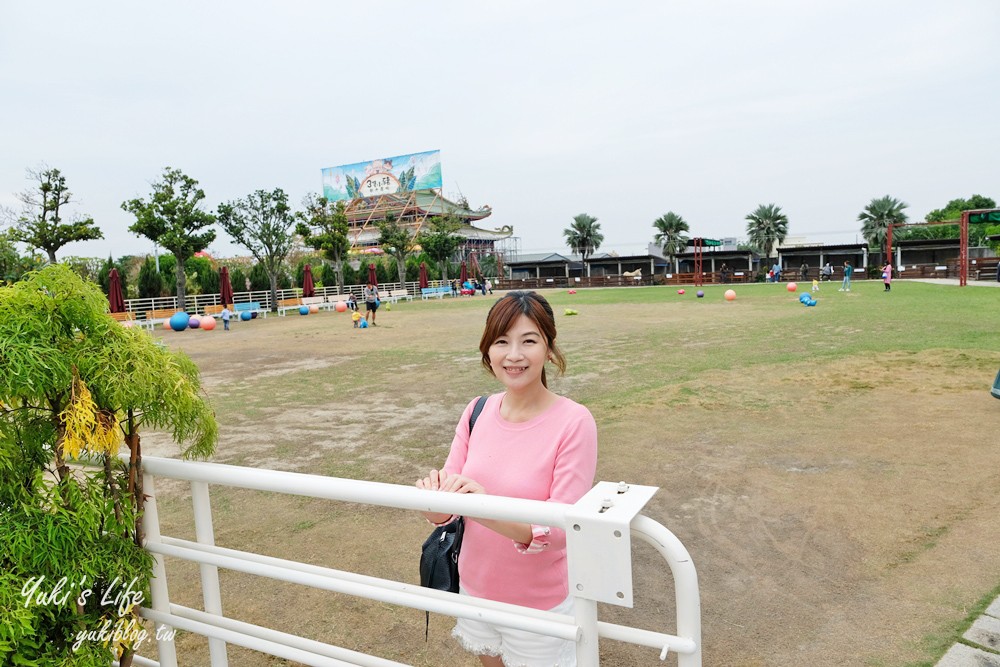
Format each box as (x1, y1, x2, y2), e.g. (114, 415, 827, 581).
(882, 263, 892, 292)
(417, 291, 598, 666)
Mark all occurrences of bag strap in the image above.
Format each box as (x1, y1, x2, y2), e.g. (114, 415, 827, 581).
(469, 395, 488, 434)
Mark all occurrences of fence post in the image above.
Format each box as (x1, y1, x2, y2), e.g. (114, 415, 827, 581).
(142, 473, 179, 667)
(191, 481, 229, 666)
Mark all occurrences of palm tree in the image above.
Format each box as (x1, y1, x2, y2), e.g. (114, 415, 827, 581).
(652, 212, 690, 274)
(563, 214, 604, 275)
(858, 195, 908, 263)
(745, 204, 789, 259)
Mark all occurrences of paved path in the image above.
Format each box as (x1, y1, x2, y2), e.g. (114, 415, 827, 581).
(936, 595, 1000, 665)
(908, 278, 1000, 664)
(907, 278, 1000, 287)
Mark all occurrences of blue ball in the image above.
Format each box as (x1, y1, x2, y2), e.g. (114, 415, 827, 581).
(240, 311, 252, 321)
(169, 312, 190, 332)
(696, 290, 705, 298)
(299, 305, 309, 315)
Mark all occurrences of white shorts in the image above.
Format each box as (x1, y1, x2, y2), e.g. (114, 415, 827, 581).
(452, 590, 576, 667)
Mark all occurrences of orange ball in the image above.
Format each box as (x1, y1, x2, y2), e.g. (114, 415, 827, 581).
(786, 282, 797, 292)
(200, 316, 216, 331)
(724, 289, 736, 301)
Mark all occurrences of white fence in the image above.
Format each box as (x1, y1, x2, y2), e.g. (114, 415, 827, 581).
(136, 457, 702, 666)
(123, 280, 459, 315)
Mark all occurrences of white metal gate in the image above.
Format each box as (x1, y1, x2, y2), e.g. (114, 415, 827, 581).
(134, 456, 701, 666)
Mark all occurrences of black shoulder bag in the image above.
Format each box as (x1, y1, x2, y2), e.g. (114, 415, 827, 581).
(419, 395, 488, 638)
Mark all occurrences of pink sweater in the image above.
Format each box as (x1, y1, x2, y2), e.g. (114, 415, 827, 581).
(443, 393, 598, 610)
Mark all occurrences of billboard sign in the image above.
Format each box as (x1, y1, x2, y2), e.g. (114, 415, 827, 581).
(321, 150, 442, 202)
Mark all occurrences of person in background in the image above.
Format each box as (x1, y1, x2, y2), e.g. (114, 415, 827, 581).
(416, 291, 597, 667)
(839, 261, 853, 291)
(821, 262, 833, 281)
(720, 263, 731, 284)
(363, 282, 379, 326)
(800, 262, 809, 280)
(220, 305, 231, 331)
(346, 293, 358, 311)
(882, 262, 893, 292)
(485, 278, 494, 295)
(771, 261, 782, 283)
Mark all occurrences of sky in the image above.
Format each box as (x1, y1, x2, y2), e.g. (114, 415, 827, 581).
(2, 1, 998, 261)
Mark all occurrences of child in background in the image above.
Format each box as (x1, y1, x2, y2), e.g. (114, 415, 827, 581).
(352, 310, 362, 328)
(812, 278, 819, 292)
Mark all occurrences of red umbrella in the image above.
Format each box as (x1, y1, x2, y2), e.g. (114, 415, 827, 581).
(367, 263, 378, 286)
(219, 266, 234, 307)
(418, 262, 429, 289)
(302, 264, 315, 298)
(107, 268, 125, 313)
(459, 261, 468, 285)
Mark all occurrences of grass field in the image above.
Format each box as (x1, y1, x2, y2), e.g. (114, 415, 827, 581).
(138, 280, 1000, 666)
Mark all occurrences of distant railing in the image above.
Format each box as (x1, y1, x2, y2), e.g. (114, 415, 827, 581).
(123, 280, 464, 314)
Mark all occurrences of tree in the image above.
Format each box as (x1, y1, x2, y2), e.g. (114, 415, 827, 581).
(137, 256, 164, 298)
(652, 212, 690, 273)
(295, 194, 350, 292)
(0, 229, 41, 284)
(11, 166, 103, 263)
(417, 215, 463, 280)
(0, 265, 216, 666)
(563, 214, 604, 268)
(858, 195, 908, 262)
(377, 213, 417, 286)
(122, 168, 216, 307)
(745, 204, 789, 259)
(925, 194, 996, 222)
(97, 255, 129, 297)
(217, 189, 296, 312)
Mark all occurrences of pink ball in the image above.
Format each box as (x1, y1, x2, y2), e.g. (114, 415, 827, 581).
(724, 289, 736, 301)
(308, 304, 319, 314)
(786, 282, 797, 292)
(200, 316, 216, 331)
(335, 301, 348, 312)
(677, 289, 685, 295)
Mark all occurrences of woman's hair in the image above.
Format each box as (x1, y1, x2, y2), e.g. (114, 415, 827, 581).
(479, 291, 566, 388)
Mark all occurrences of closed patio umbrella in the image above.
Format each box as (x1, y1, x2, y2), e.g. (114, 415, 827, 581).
(459, 261, 468, 286)
(219, 266, 234, 307)
(107, 268, 125, 313)
(367, 263, 378, 286)
(418, 262, 429, 289)
(302, 264, 315, 298)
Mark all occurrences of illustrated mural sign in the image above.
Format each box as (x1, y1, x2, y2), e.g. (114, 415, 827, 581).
(321, 150, 442, 202)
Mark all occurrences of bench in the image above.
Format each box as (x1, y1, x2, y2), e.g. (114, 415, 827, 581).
(421, 285, 453, 300)
(276, 298, 303, 316)
(234, 302, 267, 319)
(109, 311, 136, 324)
(303, 296, 334, 311)
(203, 304, 232, 317)
(387, 289, 412, 304)
(136, 308, 179, 331)
(973, 261, 1000, 281)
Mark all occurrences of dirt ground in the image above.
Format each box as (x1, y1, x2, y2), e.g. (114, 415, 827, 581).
(136, 290, 1000, 666)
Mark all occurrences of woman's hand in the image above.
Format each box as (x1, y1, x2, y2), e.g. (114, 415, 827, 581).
(438, 474, 485, 494)
(415, 469, 448, 491)
(415, 470, 485, 494)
